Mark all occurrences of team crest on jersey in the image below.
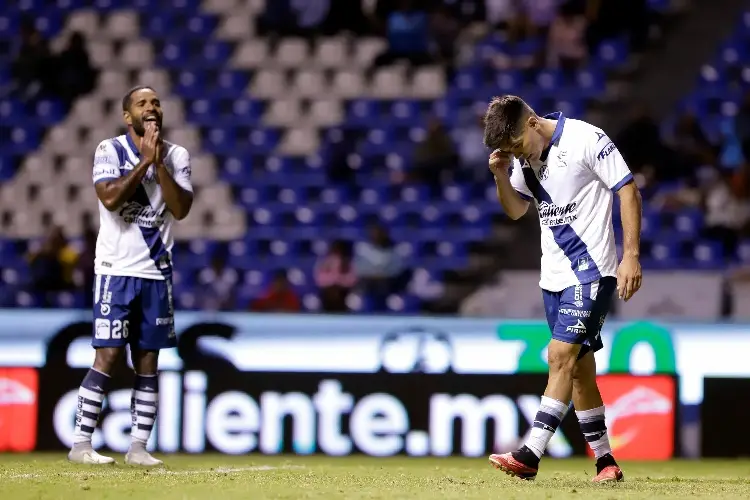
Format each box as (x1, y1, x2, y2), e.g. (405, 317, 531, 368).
(578, 257, 590, 271)
(557, 150, 567, 168)
(538, 164, 549, 180)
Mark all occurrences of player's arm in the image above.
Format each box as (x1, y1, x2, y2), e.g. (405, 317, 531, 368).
(489, 151, 531, 220)
(93, 126, 158, 211)
(156, 144, 193, 220)
(618, 182, 641, 260)
(587, 131, 643, 300)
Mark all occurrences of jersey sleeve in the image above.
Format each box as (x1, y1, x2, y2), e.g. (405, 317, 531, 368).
(508, 157, 533, 201)
(92, 140, 120, 185)
(170, 146, 193, 193)
(585, 129, 633, 192)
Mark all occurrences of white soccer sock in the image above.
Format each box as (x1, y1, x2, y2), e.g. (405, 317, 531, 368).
(130, 374, 158, 445)
(576, 405, 612, 459)
(525, 396, 569, 458)
(73, 369, 111, 444)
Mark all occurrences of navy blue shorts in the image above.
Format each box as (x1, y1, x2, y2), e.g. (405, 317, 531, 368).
(92, 274, 176, 350)
(542, 277, 616, 358)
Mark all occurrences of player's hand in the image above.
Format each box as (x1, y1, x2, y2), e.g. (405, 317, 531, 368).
(616, 255, 642, 301)
(139, 122, 159, 165)
(489, 150, 512, 178)
(154, 138, 166, 167)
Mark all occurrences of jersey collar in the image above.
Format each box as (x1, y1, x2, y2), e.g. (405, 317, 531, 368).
(125, 133, 141, 159)
(540, 111, 566, 162)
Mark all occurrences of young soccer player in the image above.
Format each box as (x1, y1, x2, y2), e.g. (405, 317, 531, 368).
(483, 95, 642, 482)
(67, 86, 193, 465)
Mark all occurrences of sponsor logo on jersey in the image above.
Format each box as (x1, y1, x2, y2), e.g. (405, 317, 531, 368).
(95, 318, 111, 339)
(94, 155, 115, 165)
(559, 308, 591, 318)
(594, 375, 675, 460)
(0, 368, 38, 452)
(565, 319, 587, 333)
(573, 284, 584, 307)
(119, 202, 166, 227)
(538, 201, 578, 226)
(537, 164, 549, 180)
(597, 141, 617, 160)
(595, 132, 606, 143)
(578, 257, 590, 271)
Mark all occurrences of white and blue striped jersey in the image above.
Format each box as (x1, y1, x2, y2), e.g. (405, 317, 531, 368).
(92, 134, 192, 280)
(509, 113, 633, 292)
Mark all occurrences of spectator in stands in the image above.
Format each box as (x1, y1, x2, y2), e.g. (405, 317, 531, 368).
(314, 240, 357, 312)
(700, 169, 747, 257)
(655, 168, 746, 257)
(734, 91, 750, 164)
(8, 18, 53, 101)
(197, 252, 239, 311)
(719, 117, 744, 169)
(586, 0, 651, 53)
(430, 4, 461, 66)
(666, 112, 715, 173)
(456, 112, 489, 182)
(371, 0, 434, 74)
(514, 0, 561, 40)
(52, 31, 97, 107)
(413, 117, 458, 193)
(547, 1, 588, 71)
(250, 270, 301, 313)
(354, 225, 407, 310)
(615, 104, 673, 179)
(27, 225, 77, 296)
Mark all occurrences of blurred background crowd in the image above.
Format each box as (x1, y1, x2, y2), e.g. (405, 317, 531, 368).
(1, 0, 749, 318)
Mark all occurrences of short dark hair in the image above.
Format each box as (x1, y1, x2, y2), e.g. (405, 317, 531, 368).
(122, 85, 155, 112)
(482, 95, 535, 151)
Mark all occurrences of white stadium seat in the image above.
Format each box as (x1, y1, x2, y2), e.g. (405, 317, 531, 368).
(249, 69, 286, 98)
(411, 66, 447, 99)
(101, 11, 140, 39)
(232, 39, 269, 69)
(215, 13, 256, 40)
(368, 67, 407, 99)
(277, 128, 319, 156)
(292, 70, 328, 98)
(263, 99, 302, 127)
(332, 70, 366, 98)
(274, 38, 309, 68)
(353, 37, 387, 67)
(308, 100, 344, 127)
(120, 40, 155, 69)
(314, 37, 349, 68)
(201, 0, 239, 14)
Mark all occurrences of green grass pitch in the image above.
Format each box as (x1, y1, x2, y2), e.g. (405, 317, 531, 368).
(1, 454, 750, 499)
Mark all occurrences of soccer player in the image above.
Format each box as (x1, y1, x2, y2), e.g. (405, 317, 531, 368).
(483, 96, 642, 482)
(67, 86, 193, 465)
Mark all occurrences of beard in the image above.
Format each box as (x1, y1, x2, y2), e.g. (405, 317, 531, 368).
(132, 114, 162, 136)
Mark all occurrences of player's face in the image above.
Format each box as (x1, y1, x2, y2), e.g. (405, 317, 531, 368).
(501, 118, 546, 162)
(125, 88, 163, 137)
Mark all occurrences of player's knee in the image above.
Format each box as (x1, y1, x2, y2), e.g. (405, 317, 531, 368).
(572, 352, 596, 388)
(132, 349, 159, 375)
(93, 347, 121, 374)
(547, 344, 578, 375)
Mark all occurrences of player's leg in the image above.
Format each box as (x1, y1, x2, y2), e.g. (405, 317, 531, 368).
(125, 346, 162, 466)
(124, 277, 176, 466)
(69, 275, 134, 465)
(572, 350, 623, 482)
(570, 277, 623, 482)
(490, 289, 577, 479)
